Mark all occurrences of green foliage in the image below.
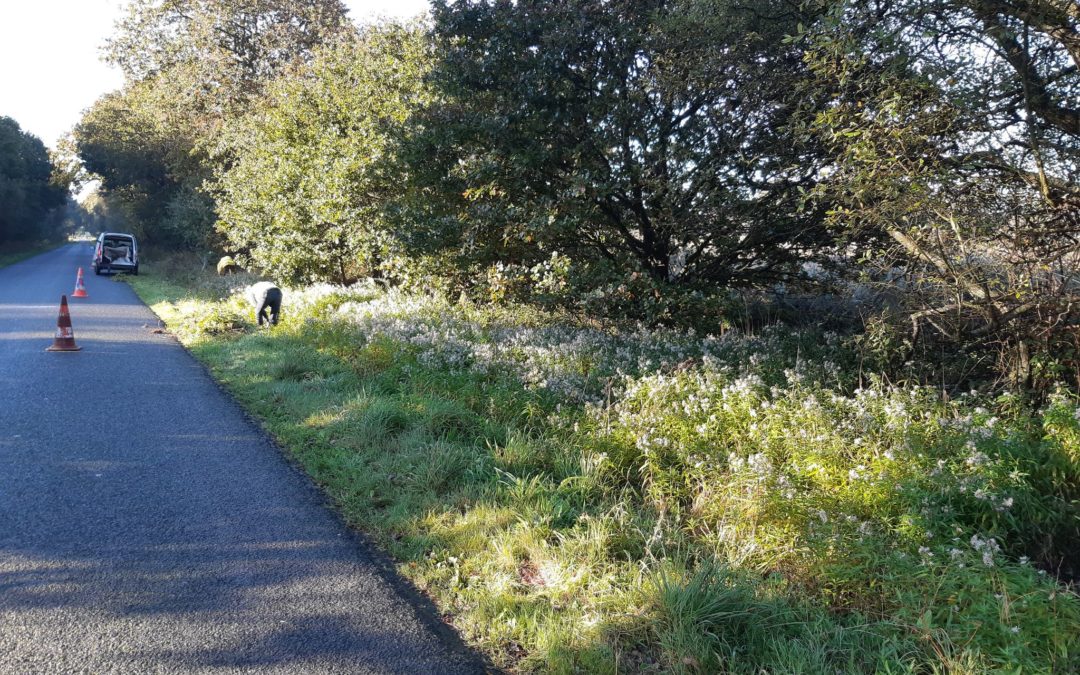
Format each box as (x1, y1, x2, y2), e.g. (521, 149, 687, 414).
(0, 117, 68, 244)
(212, 22, 434, 284)
(104, 0, 350, 107)
(77, 0, 351, 250)
(75, 82, 208, 246)
(130, 264, 1080, 673)
(169, 296, 250, 339)
(404, 0, 842, 299)
(798, 0, 1080, 393)
(649, 562, 923, 673)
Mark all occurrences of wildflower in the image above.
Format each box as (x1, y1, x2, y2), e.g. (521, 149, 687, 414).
(969, 534, 1000, 556)
(1010, 626, 1020, 634)
(965, 450, 990, 468)
(930, 459, 946, 477)
(884, 400, 906, 419)
(747, 453, 772, 480)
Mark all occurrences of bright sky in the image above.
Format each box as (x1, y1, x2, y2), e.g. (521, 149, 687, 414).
(0, 0, 431, 149)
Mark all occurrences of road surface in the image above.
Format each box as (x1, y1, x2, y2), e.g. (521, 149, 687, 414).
(0, 243, 484, 674)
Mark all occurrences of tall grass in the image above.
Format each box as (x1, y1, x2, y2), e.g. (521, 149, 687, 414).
(128, 267, 1080, 673)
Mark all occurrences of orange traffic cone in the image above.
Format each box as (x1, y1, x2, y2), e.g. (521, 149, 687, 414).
(46, 295, 81, 352)
(72, 267, 88, 298)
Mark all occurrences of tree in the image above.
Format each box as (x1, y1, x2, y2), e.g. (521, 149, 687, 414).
(75, 84, 193, 244)
(405, 0, 839, 297)
(802, 0, 1080, 388)
(104, 0, 352, 117)
(49, 133, 90, 197)
(212, 21, 434, 284)
(0, 117, 67, 244)
(76, 0, 352, 250)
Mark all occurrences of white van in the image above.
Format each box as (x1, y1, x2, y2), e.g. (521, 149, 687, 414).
(93, 232, 139, 275)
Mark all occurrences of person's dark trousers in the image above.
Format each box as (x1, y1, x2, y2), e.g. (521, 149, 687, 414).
(257, 287, 283, 326)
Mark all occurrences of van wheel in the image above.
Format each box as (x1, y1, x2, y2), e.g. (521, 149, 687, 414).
(94, 267, 102, 276)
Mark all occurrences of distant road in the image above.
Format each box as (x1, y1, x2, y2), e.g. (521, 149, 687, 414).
(0, 244, 483, 674)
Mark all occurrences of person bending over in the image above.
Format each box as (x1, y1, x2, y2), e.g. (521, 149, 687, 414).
(246, 281, 283, 326)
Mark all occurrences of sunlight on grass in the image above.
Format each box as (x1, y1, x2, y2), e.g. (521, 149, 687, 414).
(126, 271, 1080, 673)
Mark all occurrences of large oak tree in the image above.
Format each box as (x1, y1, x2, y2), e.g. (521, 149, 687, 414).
(407, 0, 839, 292)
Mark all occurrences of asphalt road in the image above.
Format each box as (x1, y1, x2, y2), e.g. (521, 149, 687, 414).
(0, 244, 484, 674)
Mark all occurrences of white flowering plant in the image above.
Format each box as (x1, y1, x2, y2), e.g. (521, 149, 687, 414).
(132, 272, 1080, 673)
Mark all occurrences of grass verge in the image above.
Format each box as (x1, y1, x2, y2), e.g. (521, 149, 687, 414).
(0, 240, 65, 268)
(127, 260, 1080, 673)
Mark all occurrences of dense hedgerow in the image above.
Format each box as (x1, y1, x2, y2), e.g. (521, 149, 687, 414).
(135, 276, 1080, 673)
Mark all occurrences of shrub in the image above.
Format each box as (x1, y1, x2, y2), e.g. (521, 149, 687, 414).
(133, 272, 1080, 672)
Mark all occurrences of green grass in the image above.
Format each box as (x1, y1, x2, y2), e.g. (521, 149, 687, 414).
(0, 240, 65, 268)
(126, 263, 1080, 673)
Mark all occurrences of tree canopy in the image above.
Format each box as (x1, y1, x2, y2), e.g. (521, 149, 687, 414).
(104, 0, 351, 112)
(404, 0, 840, 292)
(0, 117, 68, 244)
(801, 0, 1080, 384)
(76, 0, 352, 249)
(212, 22, 433, 284)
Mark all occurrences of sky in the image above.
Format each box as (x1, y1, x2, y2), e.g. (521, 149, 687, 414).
(0, 0, 431, 149)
